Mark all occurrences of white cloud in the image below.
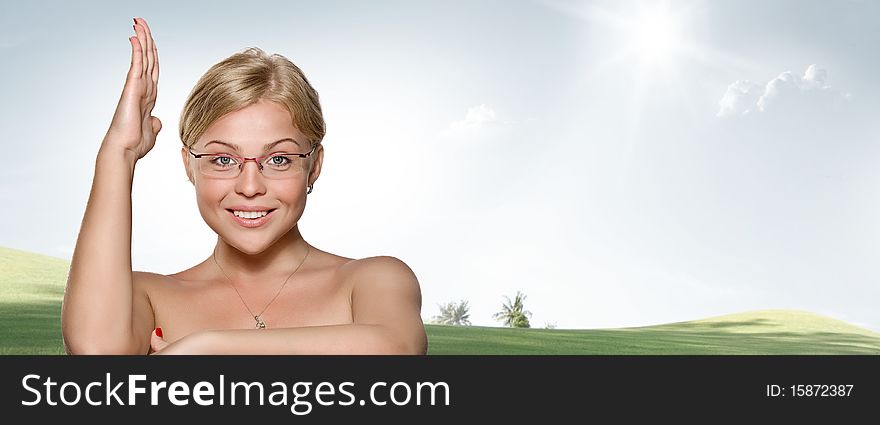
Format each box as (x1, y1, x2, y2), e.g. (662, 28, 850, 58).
(717, 80, 763, 117)
(717, 64, 849, 117)
(449, 104, 499, 129)
(439, 103, 522, 148)
(801, 64, 828, 89)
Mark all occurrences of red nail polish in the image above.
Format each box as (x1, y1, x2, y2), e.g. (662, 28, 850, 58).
(133, 24, 137, 32)
(155, 327, 163, 338)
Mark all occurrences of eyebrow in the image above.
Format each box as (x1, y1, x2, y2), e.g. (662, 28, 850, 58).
(203, 138, 303, 151)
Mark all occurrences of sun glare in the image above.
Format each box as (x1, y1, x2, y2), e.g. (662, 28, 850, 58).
(627, 6, 683, 66)
(556, 0, 760, 155)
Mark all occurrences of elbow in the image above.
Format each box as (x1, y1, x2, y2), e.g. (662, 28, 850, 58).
(383, 332, 428, 355)
(378, 342, 413, 355)
(64, 343, 126, 355)
(392, 342, 427, 356)
(62, 320, 142, 355)
(393, 345, 427, 356)
(63, 336, 139, 355)
(67, 345, 139, 355)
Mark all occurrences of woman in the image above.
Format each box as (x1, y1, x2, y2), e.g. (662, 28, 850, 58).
(60, 17, 428, 355)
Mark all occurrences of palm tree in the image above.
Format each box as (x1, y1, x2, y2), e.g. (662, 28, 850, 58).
(432, 300, 471, 326)
(493, 291, 532, 328)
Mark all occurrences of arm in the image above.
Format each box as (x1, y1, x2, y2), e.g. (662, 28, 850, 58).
(61, 17, 161, 355)
(61, 147, 142, 354)
(197, 324, 418, 355)
(158, 256, 428, 355)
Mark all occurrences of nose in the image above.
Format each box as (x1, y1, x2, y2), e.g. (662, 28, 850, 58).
(234, 160, 267, 197)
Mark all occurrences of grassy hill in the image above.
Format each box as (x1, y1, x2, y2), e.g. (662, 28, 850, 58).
(2, 246, 879, 354)
(0, 246, 69, 354)
(427, 310, 880, 354)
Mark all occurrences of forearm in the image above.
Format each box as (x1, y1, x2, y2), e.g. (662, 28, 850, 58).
(201, 324, 415, 355)
(62, 143, 139, 354)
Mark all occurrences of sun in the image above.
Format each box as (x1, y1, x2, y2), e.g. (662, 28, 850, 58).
(627, 6, 684, 66)
(553, 0, 693, 72)
(551, 0, 760, 154)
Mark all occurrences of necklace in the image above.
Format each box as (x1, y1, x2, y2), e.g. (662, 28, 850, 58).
(212, 245, 310, 329)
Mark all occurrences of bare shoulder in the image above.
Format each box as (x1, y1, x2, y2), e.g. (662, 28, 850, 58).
(339, 256, 422, 300)
(341, 256, 426, 354)
(132, 270, 172, 280)
(339, 256, 423, 318)
(132, 270, 164, 288)
(339, 256, 419, 282)
(340, 256, 422, 318)
(132, 270, 180, 289)
(130, 270, 189, 302)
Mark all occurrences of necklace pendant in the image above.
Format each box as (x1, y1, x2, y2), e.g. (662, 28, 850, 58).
(255, 316, 267, 329)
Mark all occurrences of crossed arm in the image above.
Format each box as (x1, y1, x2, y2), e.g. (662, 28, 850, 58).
(150, 256, 428, 355)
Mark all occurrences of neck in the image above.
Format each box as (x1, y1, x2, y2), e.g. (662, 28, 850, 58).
(212, 225, 311, 284)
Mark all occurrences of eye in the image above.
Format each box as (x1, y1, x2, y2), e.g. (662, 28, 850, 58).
(269, 155, 291, 165)
(210, 155, 237, 167)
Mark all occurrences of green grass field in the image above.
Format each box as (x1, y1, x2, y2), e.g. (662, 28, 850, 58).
(0, 246, 69, 354)
(2, 245, 879, 354)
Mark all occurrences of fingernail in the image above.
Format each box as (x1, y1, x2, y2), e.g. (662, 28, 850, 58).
(155, 327, 163, 338)
(133, 17, 138, 24)
(133, 24, 137, 32)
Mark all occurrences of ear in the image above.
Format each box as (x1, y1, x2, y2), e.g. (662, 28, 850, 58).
(181, 147, 194, 185)
(307, 144, 324, 187)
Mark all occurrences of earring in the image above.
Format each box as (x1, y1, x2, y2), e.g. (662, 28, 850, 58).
(307, 183, 313, 194)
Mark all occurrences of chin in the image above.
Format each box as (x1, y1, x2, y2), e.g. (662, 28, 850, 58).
(223, 226, 284, 254)
(201, 222, 272, 257)
(230, 242, 271, 256)
(201, 206, 298, 253)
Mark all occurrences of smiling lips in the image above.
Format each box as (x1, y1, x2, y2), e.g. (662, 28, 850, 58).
(226, 207, 277, 228)
(233, 210, 269, 219)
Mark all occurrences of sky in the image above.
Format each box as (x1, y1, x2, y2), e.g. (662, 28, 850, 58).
(1, 0, 878, 331)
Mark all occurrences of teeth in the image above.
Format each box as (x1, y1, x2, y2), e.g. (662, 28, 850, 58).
(233, 210, 269, 219)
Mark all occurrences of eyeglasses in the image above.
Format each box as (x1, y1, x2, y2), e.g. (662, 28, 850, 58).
(188, 144, 318, 179)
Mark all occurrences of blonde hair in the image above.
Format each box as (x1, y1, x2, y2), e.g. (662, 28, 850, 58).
(179, 47, 325, 148)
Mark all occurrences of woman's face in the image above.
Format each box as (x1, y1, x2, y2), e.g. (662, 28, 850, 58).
(181, 99, 323, 255)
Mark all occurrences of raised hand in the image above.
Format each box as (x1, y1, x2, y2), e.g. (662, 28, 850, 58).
(102, 17, 162, 161)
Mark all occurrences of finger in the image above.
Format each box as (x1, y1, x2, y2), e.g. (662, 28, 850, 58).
(137, 18, 154, 98)
(151, 116, 163, 136)
(128, 36, 142, 82)
(151, 338, 167, 353)
(139, 18, 155, 80)
(152, 37, 159, 85)
(150, 328, 168, 352)
(148, 39, 158, 102)
(133, 19, 147, 76)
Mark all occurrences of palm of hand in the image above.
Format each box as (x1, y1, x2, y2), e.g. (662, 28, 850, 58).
(104, 17, 162, 161)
